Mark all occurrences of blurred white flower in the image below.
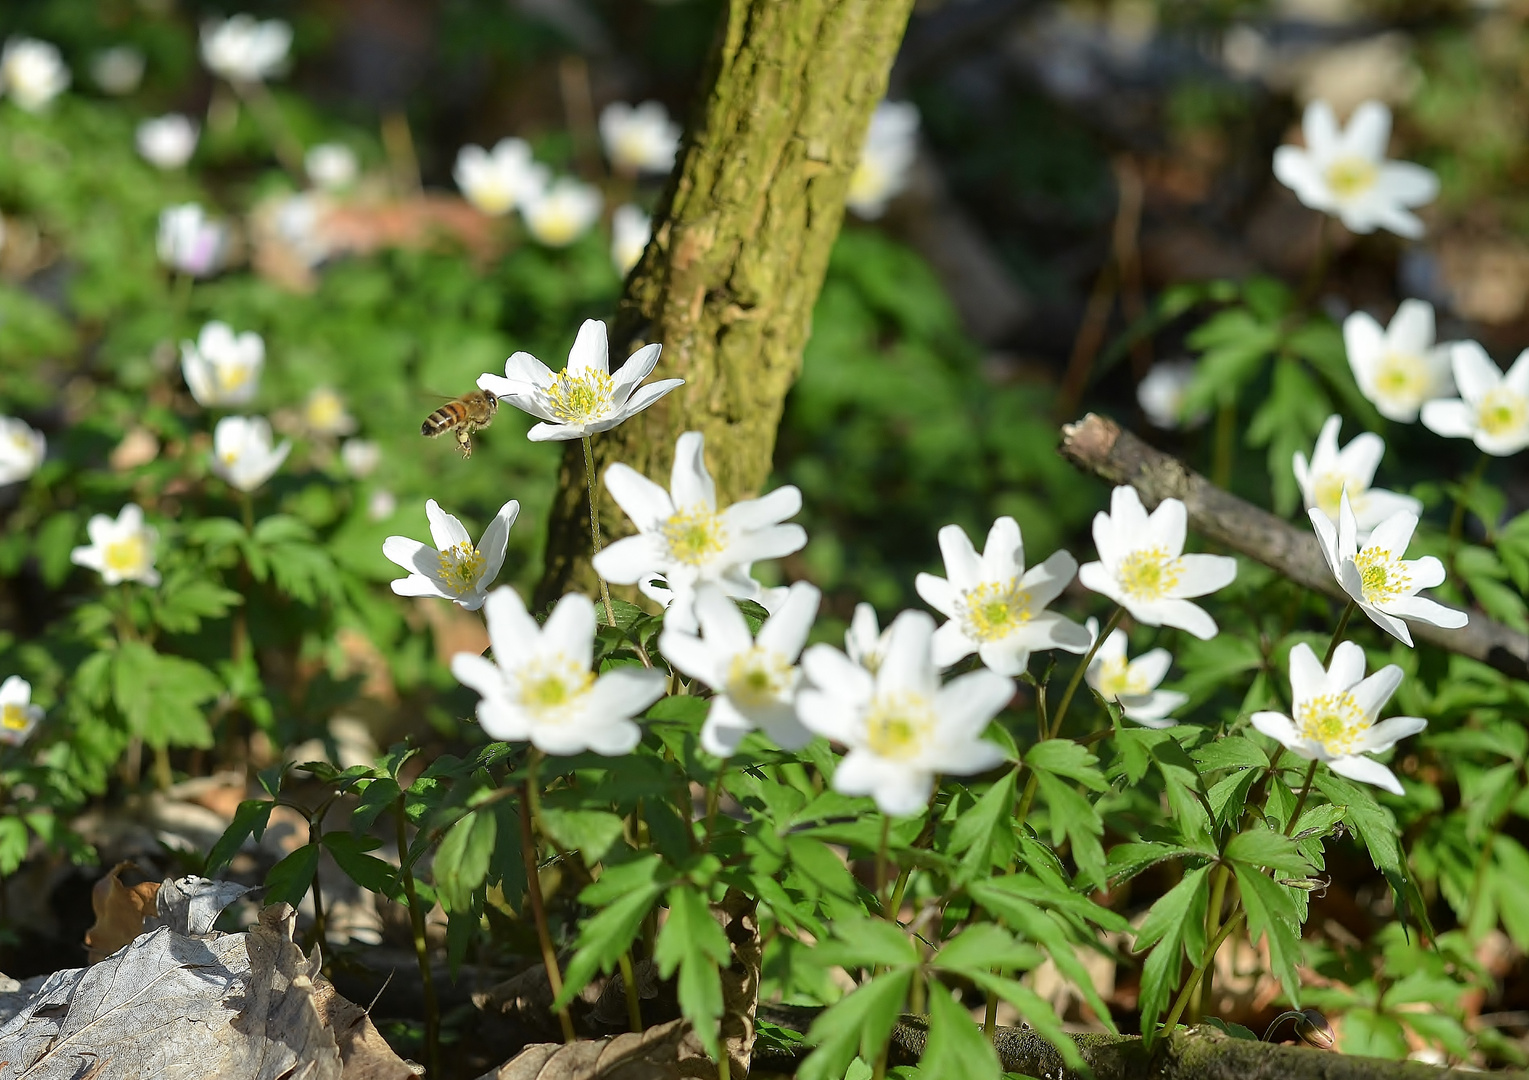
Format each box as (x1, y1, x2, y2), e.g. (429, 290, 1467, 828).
(660, 581, 821, 757)
(383, 498, 518, 611)
(611, 203, 650, 277)
(200, 15, 292, 83)
(454, 138, 548, 217)
(1310, 490, 1466, 647)
(1294, 414, 1421, 535)
(1, 38, 70, 112)
(1078, 486, 1238, 640)
(70, 503, 160, 586)
(181, 321, 263, 407)
(846, 603, 893, 674)
(915, 516, 1090, 676)
(212, 415, 291, 492)
(303, 386, 358, 437)
(594, 431, 807, 610)
(90, 46, 144, 95)
(477, 318, 682, 442)
(0, 417, 45, 485)
(157, 203, 229, 278)
(1343, 299, 1454, 422)
(305, 142, 357, 191)
(599, 100, 680, 175)
(846, 101, 919, 220)
(799, 610, 1012, 816)
(0, 676, 43, 747)
(1420, 343, 1529, 457)
(340, 438, 381, 478)
(451, 586, 667, 755)
(1252, 641, 1425, 795)
(1137, 360, 1206, 430)
(1272, 100, 1437, 238)
(137, 114, 199, 170)
(367, 488, 397, 522)
(1083, 617, 1185, 729)
(522, 177, 602, 247)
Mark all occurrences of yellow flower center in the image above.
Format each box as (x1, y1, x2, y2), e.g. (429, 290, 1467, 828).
(306, 389, 349, 433)
(1297, 690, 1367, 755)
(10, 431, 32, 452)
(1325, 156, 1378, 200)
(1353, 545, 1411, 604)
(1116, 547, 1183, 601)
(468, 182, 514, 216)
(1094, 655, 1148, 699)
(515, 656, 595, 722)
(660, 507, 727, 567)
(847, 161, 887, 206)
(105, 534, 148, 576)
(531, 206, 585, 246)
(2, 703, 28, 731)
(1477, 388, 1527, 438)
(545, 369, 615, 424)
(725, 647, 794, 709)
(216, 363, 253, 393)
(1372, 351, 1428, 407)
(437, 541, 486, 596)
(958, 579, 1033, 642)
(864, 691, 935, 762)
(1312, 473, 1358, 519)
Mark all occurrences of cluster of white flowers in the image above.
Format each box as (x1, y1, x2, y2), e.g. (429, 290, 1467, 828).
(199, 15, 293, 85)
(599, 101, 680, 176)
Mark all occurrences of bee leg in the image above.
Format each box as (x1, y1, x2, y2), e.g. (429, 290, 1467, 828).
(457, 428, 473, 459)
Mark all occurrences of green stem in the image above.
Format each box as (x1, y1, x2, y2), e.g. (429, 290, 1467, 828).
(1049, 606, 1123, 740)
(875, 815, 892, 913)
(1212, 396, 1236, 491)
(617, 950, 644, 1033)
(1323, 601, 1356, 666)
(395, 799, 441, 1078)
(1161, 909, 1247, 1035)
(232, 77, 308, 184)
(1285, 759, 1320, 836)
(307, 815, 327, 958)
(1194, 863, 1231, 1022)
(1448, 452, 1489, 553)
(521, 760, 577, 1043)
(582, 436, 617, 627)
(984, 974, 999, 1039)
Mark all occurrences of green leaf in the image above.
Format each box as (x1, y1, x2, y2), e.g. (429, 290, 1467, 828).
(352, 777, 403, 833)
(784, 835, 861, 900)
(111, 642, 221, 749)
(931, 923, 1039, 975)
(1032, 771, 1107, 890)
(814, 915, 920, 971)
(434, 809, 497, 914)
(1134, 865, 1209, 952)
(538, 808, 625, 863)
(921, 982, 1000, 1080)
(1246, 359, 1329, 515)
(964, 970, 1083, 1068)
(264, 843, 320, 907)
(559, 879, 666, 1007)
(1233, 866, 1301, 1003)
(1025, 741, 1107, 790)
(1192, 737, 1268, 773)
(1135, 865, 1210, 1035)
(799, 971, 913, 1080)
(1225, 825, 1314, 876)
(321, 831, 398, 896)
(654, 885, 731, 1061)
(206, 799, 275, 876)
(1314, 773, 1432, 939)
(946, 771, 1018, 876)
(0, 816, 28, 877)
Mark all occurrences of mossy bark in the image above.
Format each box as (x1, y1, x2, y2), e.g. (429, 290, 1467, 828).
(535, 0, 916, 606)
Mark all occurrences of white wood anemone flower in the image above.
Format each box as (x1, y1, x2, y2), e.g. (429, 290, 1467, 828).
(303, 386, 358, 438)
(1078, 486, 1237, 640)
(200, 15, 292, 84)
(660, 581, 821, 758)
(611, 204, 651, 278)
(453, 138, 548, 217)
(182, 322, 263, 408)
(1138, 360, 1206, 431)
(1082, 617, 1186, 729)
(599, 101, 681, 175)
(1272, 100, 1438, 239)
(1251, 641, 1425, 795)
(1343, 300, 1453, 423)
(70, 503, 160, 586)
(1420, 342, 1529, 457)
(593, 431, 806, 617)
(637, 565, 786, 635)
(136, 114, 199, 170)
(846, 603, 894, 674)
(1310, 490, 1467, 647)
(451, 587, 667, 756)
(914, 516, 1090, 676)
(798, 610, 1012, 817)
(0, 417, 45, 485)
(211, 416, 291, 493)
(522, 177, 602, 248)
(0, 675, 43, 747)
(478, 319, 682, 443)
(1294, 414, 1421, 537)
(847, 101, 919, 220)
(157, 204, 229, 278)
(383, 498, 519, 612)
(1, 37, 70, 112)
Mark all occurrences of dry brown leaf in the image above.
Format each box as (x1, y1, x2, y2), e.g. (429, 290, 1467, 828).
(476, 1019, 714, 1080)
(84, 862, 160, 963)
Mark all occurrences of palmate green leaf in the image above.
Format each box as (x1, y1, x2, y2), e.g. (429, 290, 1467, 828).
(1233, 865, 1301, 1003)
(654, 884, 731, 1062)
(931, 923, 1040, 975)
(813, 914, 920, 971)
(264, 843, 321, 907)
(1224, 825, 1314, 875)
(947, 770, 1018, 877)
(1206, 768, 1260, 830)
(1032, 771, 1107, 890)
(1314, 773, 1433, 939)
(351, 777, 403, 833)
(1247, 359, 1330, 516)
(538, 807, 625, 863)
(206, 798, 275, 875)
(322, 831, 400, 897)
(1024, 741, 1107, 791)
(1136, 865, 1209, 1036)
(1192, 736, 1268, 773)
(1182, 309, 1280, 416)
(922, 982, 1001, 1080)
(152, 572, 242, 634)
(784, 835, 862, 901)
(434, 808, 496, 914)
(799, 970, 912, 1080)
(111, 641, 220, 749)
(559, 874, 667, 1007)
(0, 816, 28, 877)
(964, 970, 1083, 1069)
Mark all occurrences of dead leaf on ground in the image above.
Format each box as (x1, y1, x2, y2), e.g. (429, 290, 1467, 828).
(475, 1018, 717, 1080)
(84, 862, 160, 963)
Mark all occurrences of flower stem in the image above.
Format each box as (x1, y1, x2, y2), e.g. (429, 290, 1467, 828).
(1161, 909, 1246, 1035)
(395, 798, 441, 1078)
(875, 815, 892, 912)
(616, 950, 644, 1033)
(1448, 452, 1489, 553)
(521, 762, 577, 1043)
(581, 435, 617, 627)
(1049, 606, 1122, 740)
(1285, 759, 1320, 836)
(1323, 600, 1356, 666)
(1212, 396, 1236, 491)
(232, 77, 308, 184)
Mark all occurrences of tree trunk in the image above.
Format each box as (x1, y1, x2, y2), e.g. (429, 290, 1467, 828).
(535, 0, 916, 607)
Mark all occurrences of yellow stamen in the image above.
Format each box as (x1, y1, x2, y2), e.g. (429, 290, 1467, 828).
(515, 656, 594, 722)
(104, 534, 147, 576)
(660, 507, 726, 567)
(726, 648, 794, 708)
(2, 703, 28, 731)
(958, 579, 1033, 642)
(1297, 690, 1367, 755)
(1478, 389, 1527, 439)
(1325, 156, 1378, 200)
(545, 369, 615, 424)
(1116, 547, 1183, 601)
(864, 691, 934, 761)
(1353, 545, 1411, 604)
(437, 541, 486, 596)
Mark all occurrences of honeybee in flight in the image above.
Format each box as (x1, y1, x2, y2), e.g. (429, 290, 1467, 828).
(421, 389, 499, 458)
